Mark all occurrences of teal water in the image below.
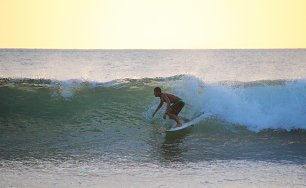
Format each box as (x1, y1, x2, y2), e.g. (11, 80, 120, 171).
(1, 76, 305, 163)
(0, 49, 306, 187)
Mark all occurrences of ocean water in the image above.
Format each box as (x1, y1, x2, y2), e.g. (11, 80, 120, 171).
(0, 49, 306, 187)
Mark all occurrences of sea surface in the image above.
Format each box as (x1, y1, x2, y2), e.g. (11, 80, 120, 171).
(0, 49, 306, 187)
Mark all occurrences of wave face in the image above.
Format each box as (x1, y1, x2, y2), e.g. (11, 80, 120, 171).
(1, 75, 305, 132)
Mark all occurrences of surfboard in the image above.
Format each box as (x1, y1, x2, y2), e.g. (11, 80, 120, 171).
(166, 113, 211, 132)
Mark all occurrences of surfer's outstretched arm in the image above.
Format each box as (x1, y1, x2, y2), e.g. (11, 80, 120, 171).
(152, 100, 163, 118)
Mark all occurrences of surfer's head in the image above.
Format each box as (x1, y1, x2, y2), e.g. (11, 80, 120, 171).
(154, 87, 162, 97)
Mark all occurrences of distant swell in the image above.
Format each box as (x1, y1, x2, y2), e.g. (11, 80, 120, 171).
(1, 75, 306, 132)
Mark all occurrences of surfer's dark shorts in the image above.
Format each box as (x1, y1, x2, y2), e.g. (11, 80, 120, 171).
(169, 100, 185, 115)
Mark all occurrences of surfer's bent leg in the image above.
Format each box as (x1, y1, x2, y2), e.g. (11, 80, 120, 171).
(166, 111, 182, 127)
(166, 101, 187, 127)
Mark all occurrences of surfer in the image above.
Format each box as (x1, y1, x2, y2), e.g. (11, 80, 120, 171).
(152, 87, 189, 127)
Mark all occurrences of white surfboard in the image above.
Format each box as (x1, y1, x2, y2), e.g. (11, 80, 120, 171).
(166, 113, 212, 132)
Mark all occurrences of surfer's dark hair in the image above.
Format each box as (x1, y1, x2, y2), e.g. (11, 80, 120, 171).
(154, 87, 161, 93)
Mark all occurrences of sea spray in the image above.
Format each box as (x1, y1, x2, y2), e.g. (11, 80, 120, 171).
(158, 75, 306, 131)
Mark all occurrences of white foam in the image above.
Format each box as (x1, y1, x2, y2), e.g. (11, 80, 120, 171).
(169, 76, 306, 132)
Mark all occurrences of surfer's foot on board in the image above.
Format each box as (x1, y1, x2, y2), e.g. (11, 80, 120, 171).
(183, 118, 190, 123)
(176, 122, 183, 127)
(178, 116, 190, 123)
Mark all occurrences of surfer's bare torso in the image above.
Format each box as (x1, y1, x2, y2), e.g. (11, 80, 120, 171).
(159, 93, 181, 104)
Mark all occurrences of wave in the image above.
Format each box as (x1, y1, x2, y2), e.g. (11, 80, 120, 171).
(1, 75, 306, 132)
(162, 76, 306, 132)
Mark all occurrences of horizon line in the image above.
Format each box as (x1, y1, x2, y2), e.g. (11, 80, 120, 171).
(0, 47, 305, 50)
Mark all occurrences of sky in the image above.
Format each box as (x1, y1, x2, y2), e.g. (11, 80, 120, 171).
(0, 0, 305, 49)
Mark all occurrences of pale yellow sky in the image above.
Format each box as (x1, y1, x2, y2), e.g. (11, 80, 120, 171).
(0, 0, 306, 49)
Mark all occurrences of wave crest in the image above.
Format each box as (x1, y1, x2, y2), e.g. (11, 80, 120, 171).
(1, 75, 306, 132)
